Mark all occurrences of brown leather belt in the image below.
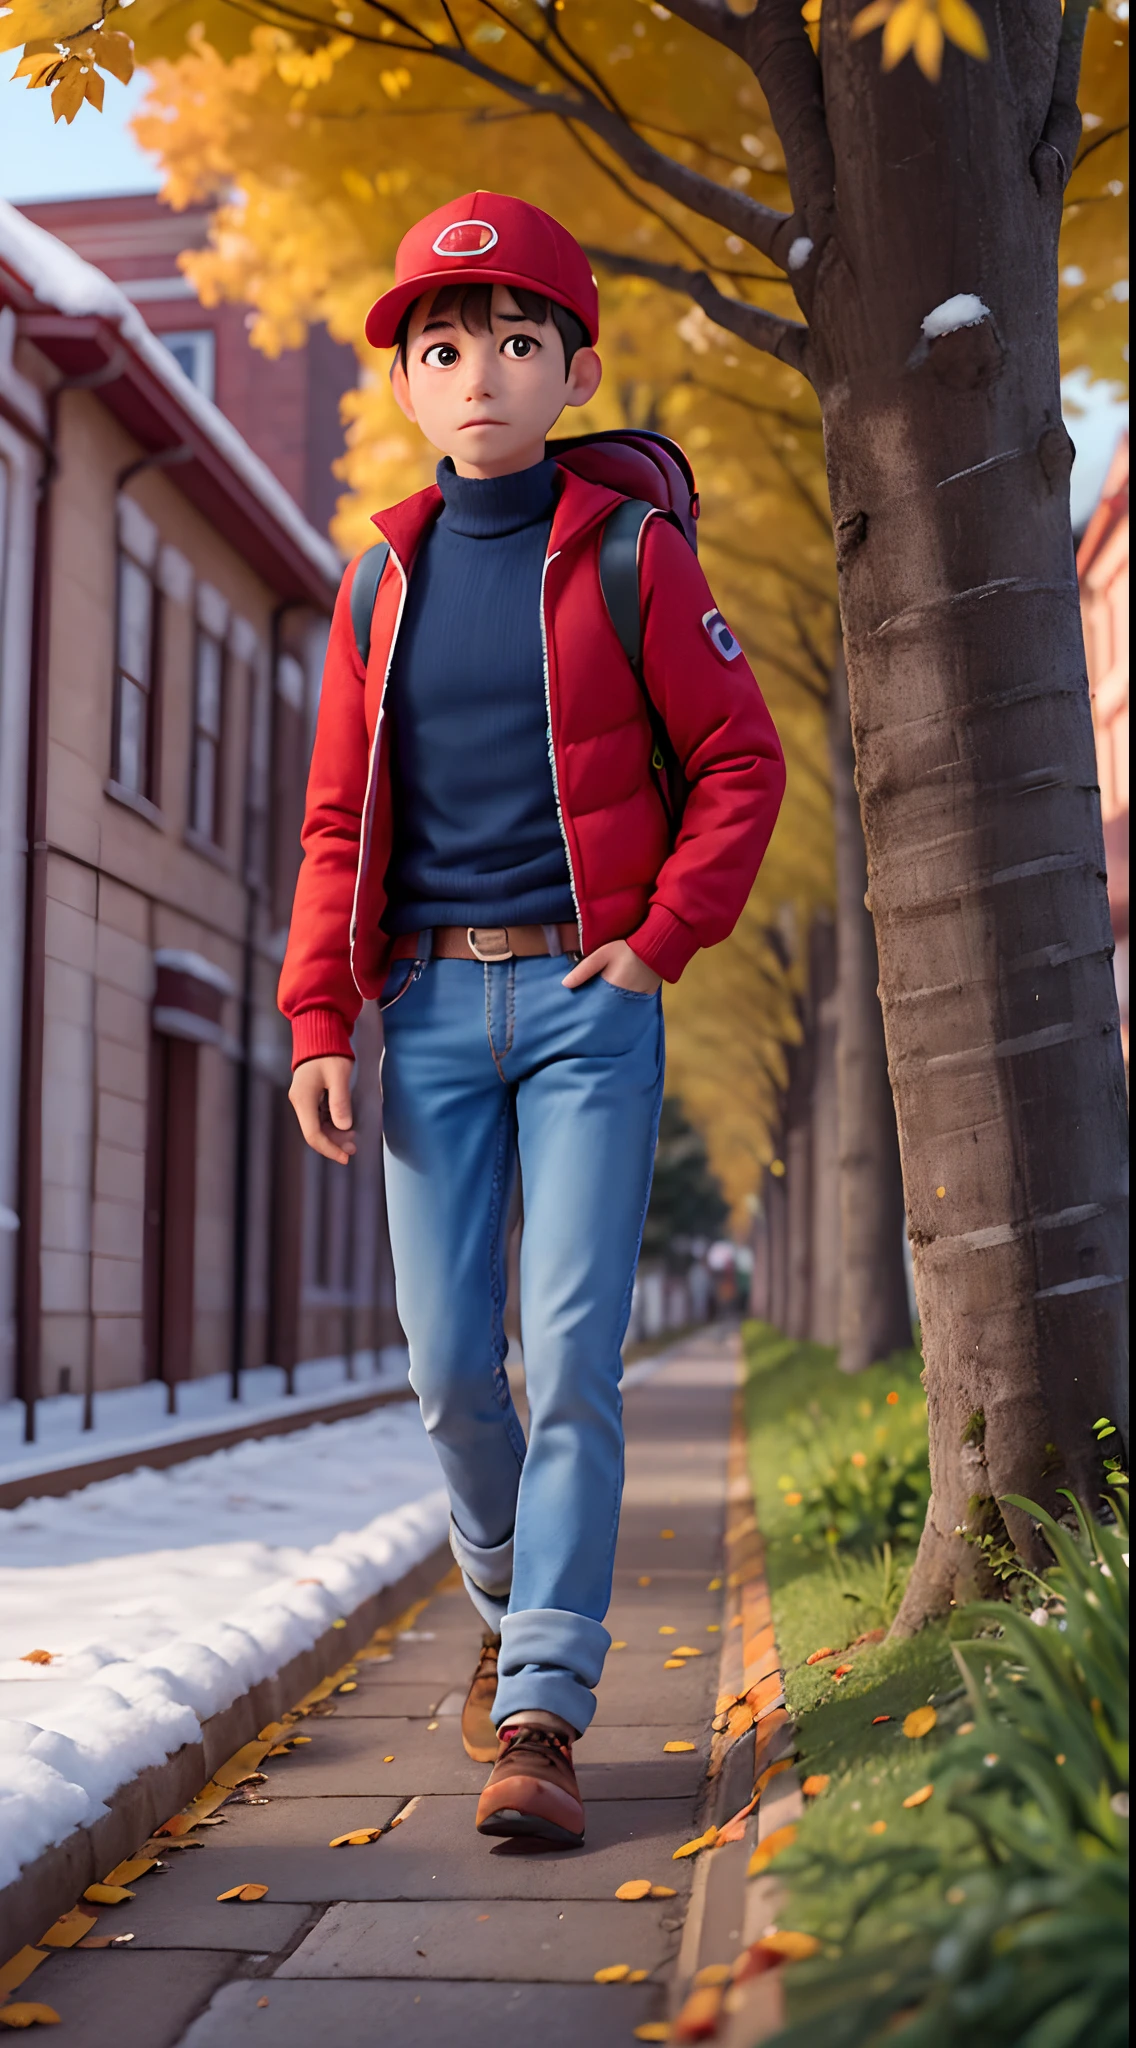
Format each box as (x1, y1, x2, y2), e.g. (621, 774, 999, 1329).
(392, 922, 581, 964)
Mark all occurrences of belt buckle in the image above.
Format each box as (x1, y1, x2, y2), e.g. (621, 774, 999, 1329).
(467, 926, 513, 963)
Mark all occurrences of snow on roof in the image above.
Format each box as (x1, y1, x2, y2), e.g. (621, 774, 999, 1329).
(0, 197, 343, 593)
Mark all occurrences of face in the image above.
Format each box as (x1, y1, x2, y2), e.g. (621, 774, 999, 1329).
(390, 284, 602, 478)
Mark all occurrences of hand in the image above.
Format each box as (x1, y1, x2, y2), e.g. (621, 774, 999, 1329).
(562, 938, 662, 996)
(288, 1055, 357, 1164)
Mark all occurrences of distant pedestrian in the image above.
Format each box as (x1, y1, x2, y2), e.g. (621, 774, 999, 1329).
(280, 191, 784, 1845)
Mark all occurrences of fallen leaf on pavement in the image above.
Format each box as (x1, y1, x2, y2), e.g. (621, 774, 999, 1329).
(660, 1529, 675, 1539)
(213, 1741, 273, 1789)
(663, 1659, 685, 1670)
(257, 1723, 288, 1742)
(754, 1931, 821, 1962)
(594, 1964, 631, 1983)
(39, 1909, 97, 1949)
(716, 1797, 758, 1844)
(868, 1820, 888, 1834)
(256, 1999, 269, 2009)
(903, 1706, 937, 1739)
(707, 1577, 722, 1591)
(693, 1964, 732, 1987)
(672, 1984, 724, 2040)
(75, 1935, 135, 1950)
(615, 1880, 653, 1901)
(388, 1797, 420, 1829)
(628, 1970, 648, 1983)
(659, 1626, 676, 1636)
(663, 1740, 695, 1753)
(82, 1885, 133, 1906)
(649, 1885, 677, 1898)
(638, 1576, 651, 1586)
(633, 2026, 670, 2042)
(19, 1651, 54, 1666)
(805, 1648, 835, 1665)
(872, 1715, 892, 1725)
(338, 1683, 358, 1694)
(746, 1823, 797, 1877)
(801, 1775, 830, 1797)
(0, 1953, 46, 2000)
(292, 1736, 312, 1744)
(672, 1826, 718, 1861)
(755, 1760, 793, 1796)
(903, 1785, 935, 1808)
(0, 2006, 60, 2029)
(673, 1647, 701, 1658)
(611, 1641, 627, 1650)
(216, 1884, 269, 1901)
(102, 1857, 156, 1887)
(329, 1830, 383, 1847)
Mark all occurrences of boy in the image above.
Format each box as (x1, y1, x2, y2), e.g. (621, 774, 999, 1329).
(280, 191, 784, 1846)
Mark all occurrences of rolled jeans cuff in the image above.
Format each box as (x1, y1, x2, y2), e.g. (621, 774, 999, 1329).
(450, 1517, 513, 1632)
(494, 1607, 612, 1735)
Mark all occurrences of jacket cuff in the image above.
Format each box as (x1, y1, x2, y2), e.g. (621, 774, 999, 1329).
(291, 1008, 355, 1070)
(627, 904, 699, 983)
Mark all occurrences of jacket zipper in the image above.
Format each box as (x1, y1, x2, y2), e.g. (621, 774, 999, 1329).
(539, 547, 584, 951)
(349, 547, 409, 998)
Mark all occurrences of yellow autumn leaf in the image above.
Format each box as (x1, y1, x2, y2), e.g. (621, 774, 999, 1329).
(594, 1963, 631, 1983)
(615, 1879, 653, 1900)
(903, 1706, 938, 1739)
(102, 1856, 156, 1887)
(663, 1740, 696, 1753)
(746, 1823, 798, 1876)
(650, 1884, 677, 1898)
(913, 10, 944, 80)
(673, 1647, 702, 1658)
(338, 1682, 358, 1693)
(801, 1774, 830, 1796)
(213, 1740, 272, 1788)
(755, 1759, 794, 1796)
(12, 52, 61, 85)
(881, 0, 925, 68)
(329, 1829, 383, 1846)
(903, 1783, 935, 1808)
(664, 1660, 685, 1670)
(38, 1909, 97, 1949)
(216, 1882, 270, 1900)
(694, 1963, 733, 1987)
(0, 0, 94, 52)
(82, 1884, 133, 1906)
(659, 1627, 676, 1636)
(633, 2028, 671, 2044)
(673, 1825, 718, 1860)
(938, 0, 988, 56)
(627, 1970, 648, 1983)
(0, 1953, 46, 2001)
(83, 27, 134, 82)
(0, 2007, 61, 2030)
(759, 1930, 823, 1961)
(49, 58, 86, 123)
(850, 0, 893, 34)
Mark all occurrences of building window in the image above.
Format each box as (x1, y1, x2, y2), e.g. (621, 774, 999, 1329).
(114, 544, 160, 798)
(190, 626, 225, 841)
(160, 329, 216, 402)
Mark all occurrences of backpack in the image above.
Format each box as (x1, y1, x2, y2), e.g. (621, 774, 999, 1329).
(349, 429, 699, 835)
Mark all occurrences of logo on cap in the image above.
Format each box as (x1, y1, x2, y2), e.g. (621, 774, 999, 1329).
(702, 609, 742, 662)
(431, 219, 499, 257)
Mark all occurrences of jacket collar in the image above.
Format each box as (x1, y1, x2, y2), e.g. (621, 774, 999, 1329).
(370, 465, 623, 571)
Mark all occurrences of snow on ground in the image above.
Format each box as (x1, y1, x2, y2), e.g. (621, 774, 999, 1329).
(0, 1347, 412, 1486)
(0, 1403, 447, 1891)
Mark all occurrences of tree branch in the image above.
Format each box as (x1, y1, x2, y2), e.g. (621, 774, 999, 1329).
(1032, 0, 1091, 197)
(734, 0, 836, 231)
(662, 0, 749, 56)
(586, 247, 810, 375)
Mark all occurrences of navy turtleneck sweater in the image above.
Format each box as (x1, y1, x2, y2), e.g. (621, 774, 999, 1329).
(382, 457, 576, 936)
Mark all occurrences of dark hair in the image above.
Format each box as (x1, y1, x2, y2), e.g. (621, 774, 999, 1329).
(394, 282, 589, 375)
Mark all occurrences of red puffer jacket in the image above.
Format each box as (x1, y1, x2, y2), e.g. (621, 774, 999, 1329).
(280, 465, 785, 1067)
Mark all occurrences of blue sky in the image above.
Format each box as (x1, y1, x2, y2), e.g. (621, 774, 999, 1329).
(0, 58, 1126, 526)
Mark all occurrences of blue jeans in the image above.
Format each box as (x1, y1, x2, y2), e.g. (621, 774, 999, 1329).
(379, 953, 664, 1733)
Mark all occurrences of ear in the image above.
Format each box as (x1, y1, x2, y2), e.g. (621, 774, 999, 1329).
(563, 346, 602, 411)
(390, 354, 417, 424)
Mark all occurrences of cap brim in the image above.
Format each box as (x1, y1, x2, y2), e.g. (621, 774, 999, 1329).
(365, 267, 598, 348)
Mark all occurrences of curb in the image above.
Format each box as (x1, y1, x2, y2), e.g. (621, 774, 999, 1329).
(0, 1538, 452, 1963)
(0, 1384, 416, 1511)
(670, 1382, 801, 2044)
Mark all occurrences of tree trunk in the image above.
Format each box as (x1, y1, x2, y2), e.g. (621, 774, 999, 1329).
(829, 649, 913, 1371)
(809, 914, 841, 1345)
(811, 1, 1129, 1626)
(766, 1167, 789, 1333)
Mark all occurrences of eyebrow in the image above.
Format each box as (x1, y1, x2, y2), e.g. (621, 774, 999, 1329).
(419, 309, 543, 335)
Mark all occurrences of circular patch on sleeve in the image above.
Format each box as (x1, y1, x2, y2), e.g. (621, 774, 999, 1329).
(702, 609, 742, 661)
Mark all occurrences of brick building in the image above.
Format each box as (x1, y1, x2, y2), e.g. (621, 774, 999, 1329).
(1078, 432, 1129, 1061)
(0, 200, 398, 1428)
(17, 191, 357, 539)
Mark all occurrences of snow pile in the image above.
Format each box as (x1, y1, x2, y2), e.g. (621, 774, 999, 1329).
(0, 1405, 447, 1890)
(0, 198, 342, 590)
(921, 293, 992, 339)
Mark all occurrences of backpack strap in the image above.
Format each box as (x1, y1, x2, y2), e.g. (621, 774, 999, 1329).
(350, 540, 391, 669)
(599, 500, 688, 836)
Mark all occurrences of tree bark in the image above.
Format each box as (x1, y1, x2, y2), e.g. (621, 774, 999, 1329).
(808, 912, 841, 1346)
(829, 649, 913, 1371)
(810, 1, 1129, 1627)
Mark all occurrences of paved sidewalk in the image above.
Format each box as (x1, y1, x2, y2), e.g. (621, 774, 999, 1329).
(18, 1328, 738, 2048)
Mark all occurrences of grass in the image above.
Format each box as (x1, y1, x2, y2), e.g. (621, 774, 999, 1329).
(742, 1324, 968, 1937)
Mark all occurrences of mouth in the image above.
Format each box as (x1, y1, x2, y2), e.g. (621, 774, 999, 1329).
(460, 418, 507, 429)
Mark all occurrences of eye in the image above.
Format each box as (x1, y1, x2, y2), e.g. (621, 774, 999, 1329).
(501, 333, 540, 360)
(422, 342, 460, 368)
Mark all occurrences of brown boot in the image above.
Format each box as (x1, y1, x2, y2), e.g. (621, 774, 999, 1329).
(461, 1634, 501, 1763)
(475, 1723, 585, 1846)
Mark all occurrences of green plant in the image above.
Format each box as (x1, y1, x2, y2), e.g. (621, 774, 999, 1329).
(771, 1487, 1130, 2047)
(824, 1541, 907, 1631)
(775, 1389, 931, 1553)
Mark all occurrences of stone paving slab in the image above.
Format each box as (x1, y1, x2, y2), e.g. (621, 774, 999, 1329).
(277, 1896, 676, 1982)
(17, 1949, 236, 2048)
(79, 1885, 311, 1952)
(185, 1794, 698, 1902)
(181, 1976, 664, 2048)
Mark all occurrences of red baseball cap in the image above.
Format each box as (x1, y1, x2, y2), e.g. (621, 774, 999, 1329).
(365, 190, 599, 349)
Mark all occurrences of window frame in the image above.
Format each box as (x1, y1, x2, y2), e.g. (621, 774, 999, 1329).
(112, 539, 162, 804)
(188, 620, 227, 847)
